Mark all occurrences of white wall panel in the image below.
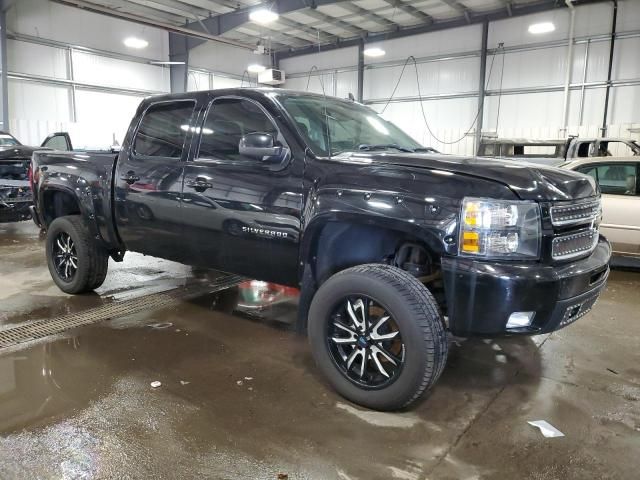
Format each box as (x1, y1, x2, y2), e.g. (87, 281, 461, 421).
(486, 47, 567, 90)
(286, 72, 336, 95)
(364, 57, 480, 100)
(612, 37, 640, 81)
(7, 40, 67, 79)
(488, 3, 611, 50)
(335, 71, 358, 99)
(483, 91, 565, 132)
(8, 0, 169, 60)
(74, 90, 144, 148)
(584, 40, 610, 83)
(280, 47, 358, 73)
(608, 86, 640, 125)
(8, 80, 71, 122)
(190, 42, 264, 77)
(573, 88, 606, 128)
(371, 25, 482, 64)
(372, 97, 478, 155)
(72, 51, 169, 92)
(212, 75, 243, 89)
(616, 0, 640, 31)
(188, 70, 210, 91)
(10, 118, 66, 146)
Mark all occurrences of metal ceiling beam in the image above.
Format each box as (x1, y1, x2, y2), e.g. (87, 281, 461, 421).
(53, 0, 255, 49)
(180, 0, 357, 51)
(438, 0, 472, 23)
(338, 3, 401, 31)
(126, 0, 210, 19)
(173, 0, 231, 14)
(273, 17, 339, 43)
(276, 0, 609, 60)
(302, 9, 368, 38)
(382, 0, 434, 25)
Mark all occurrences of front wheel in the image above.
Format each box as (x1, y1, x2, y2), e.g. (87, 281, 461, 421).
(308, 264, 448, 411)
(46, 215, 109, 294)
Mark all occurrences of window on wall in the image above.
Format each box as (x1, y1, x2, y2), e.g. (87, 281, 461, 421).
(134, 101, 195, 158)
(198, 98, 278, 162)
(577, 163, 638, 196)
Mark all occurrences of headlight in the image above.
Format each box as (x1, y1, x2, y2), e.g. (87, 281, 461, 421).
(459, 198, 541, 259)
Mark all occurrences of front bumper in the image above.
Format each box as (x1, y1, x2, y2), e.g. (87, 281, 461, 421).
(442, 236, 611, 336)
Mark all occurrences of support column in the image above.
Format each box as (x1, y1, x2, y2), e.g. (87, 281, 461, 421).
(601, 0, 618, 137)
(0, 1, 9, 131)
(474, 20, 488, 155)
(169, 32, 189, 93)
(357, 39, 364, 102)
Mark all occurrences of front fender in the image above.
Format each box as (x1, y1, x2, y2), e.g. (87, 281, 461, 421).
(299, 186, 460, 281)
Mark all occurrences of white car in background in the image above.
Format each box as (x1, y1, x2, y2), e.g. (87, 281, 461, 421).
(563, 157, 639, 263)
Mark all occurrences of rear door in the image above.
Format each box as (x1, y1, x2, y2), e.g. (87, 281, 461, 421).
(114, 100, 197, 261)
(576, 162, 640, 256)
(181, 95, 304, 284)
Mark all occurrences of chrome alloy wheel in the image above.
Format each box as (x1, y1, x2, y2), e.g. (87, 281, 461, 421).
(52, 232, 78, 282)
(327, 296, 406, 389)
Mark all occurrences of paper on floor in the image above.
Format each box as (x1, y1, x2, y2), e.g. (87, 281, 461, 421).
(527, 420, 564, 438)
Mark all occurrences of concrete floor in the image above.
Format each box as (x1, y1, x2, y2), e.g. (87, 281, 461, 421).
(0, 221, 638, 480)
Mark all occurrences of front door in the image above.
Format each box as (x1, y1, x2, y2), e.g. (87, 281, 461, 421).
(181, 96, 303, 285)
(114, 100, 197, 262)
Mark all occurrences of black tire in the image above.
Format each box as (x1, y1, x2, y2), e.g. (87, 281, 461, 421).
(308, 264, 448, 411)
(46, 215, 109, 294)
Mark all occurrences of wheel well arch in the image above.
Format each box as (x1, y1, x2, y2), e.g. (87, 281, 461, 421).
(295, 218, 443, 333)
(302, 219, 442, 285)
(41, 188, 82, 226)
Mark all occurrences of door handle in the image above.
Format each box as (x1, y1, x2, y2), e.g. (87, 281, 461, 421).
(121, 171, 140, 184)
(186, 177, 213, 192)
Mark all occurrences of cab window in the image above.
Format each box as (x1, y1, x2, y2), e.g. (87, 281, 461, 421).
(134, 101, 195, 158)
(198, 98, 278, 162)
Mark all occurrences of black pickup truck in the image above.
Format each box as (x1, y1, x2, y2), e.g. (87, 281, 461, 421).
(30, 89, 611, 410)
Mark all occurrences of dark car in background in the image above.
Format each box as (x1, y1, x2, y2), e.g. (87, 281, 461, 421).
(0, 131, 72, 223)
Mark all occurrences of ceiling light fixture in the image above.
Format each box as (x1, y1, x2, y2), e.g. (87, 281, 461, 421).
(363, 47, 386, 58)
(528, 22, 555, 34)
(249, 8, 279, 24)
(124, 37, 149, 49)
(247, 64, 266, 73)
(150, 61, 185, 65)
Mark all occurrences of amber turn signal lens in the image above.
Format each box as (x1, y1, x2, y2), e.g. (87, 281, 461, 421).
(462, 231, 480, 253)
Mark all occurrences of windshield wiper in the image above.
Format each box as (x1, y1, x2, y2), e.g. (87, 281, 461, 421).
(357, 143, 414, 153)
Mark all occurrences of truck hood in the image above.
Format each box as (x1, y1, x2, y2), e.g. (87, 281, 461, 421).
(338, 152, 597, 201)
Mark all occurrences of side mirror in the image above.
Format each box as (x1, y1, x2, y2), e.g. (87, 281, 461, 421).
(239, 133, 283, 161)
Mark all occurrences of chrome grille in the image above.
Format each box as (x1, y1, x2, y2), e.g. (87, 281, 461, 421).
(550, 199, 600, 227)
(552, 228, 599, 260)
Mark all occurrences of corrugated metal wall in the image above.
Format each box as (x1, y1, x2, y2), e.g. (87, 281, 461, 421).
(281, 0, 640, 155)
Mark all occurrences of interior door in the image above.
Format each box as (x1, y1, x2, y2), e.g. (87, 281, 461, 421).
(114, 100, 196, 262)
(181, 96, 303, 285)
(41, 132, 72, 151)
(577, 162, 640, 256)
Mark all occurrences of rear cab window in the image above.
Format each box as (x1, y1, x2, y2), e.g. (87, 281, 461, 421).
(134, 101, 196, 158)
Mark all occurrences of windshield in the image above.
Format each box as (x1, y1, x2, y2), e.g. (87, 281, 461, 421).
(278, 94, 423, 156)
(0, 133, 19, 147)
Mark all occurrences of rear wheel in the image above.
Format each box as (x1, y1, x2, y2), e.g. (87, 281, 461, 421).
(308, 264, 448, 411)
(46, 215, 108, 294)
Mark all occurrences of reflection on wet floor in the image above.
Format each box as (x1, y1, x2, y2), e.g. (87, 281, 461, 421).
(0, 221, 639, 479)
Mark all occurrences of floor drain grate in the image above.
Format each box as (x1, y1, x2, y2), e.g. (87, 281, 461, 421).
(0, 274, 245, 350)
